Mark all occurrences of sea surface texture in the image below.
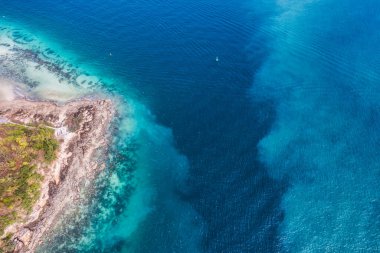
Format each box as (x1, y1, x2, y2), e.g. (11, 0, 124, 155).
(0, 0, 380, 252)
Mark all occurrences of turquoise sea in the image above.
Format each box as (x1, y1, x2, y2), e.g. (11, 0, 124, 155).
(1, 0, 380, 252)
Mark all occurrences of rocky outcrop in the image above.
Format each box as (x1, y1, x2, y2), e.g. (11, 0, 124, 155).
(0, 99, 115, 252)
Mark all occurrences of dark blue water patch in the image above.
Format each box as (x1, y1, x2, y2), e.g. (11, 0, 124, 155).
(0, 0, 286, 252)
(186, 100, 285, 253)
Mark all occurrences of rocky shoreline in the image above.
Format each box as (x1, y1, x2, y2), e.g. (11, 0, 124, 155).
(0, 98, 115, 252)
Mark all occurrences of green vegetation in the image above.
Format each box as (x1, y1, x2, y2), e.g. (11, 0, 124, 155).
(0, 233, 15, 253)
(0, 123, 59, 238)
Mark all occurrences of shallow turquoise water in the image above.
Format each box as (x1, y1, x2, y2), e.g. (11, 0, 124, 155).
(1, 0, 380, 252)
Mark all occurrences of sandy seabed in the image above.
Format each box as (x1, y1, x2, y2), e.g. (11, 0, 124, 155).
(0, 26, 122, 252)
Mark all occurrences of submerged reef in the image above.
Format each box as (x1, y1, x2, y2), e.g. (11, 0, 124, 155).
(0, 25, 117, 253)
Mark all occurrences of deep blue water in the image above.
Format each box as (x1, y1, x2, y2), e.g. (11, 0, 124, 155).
(1, 0, 380, 252)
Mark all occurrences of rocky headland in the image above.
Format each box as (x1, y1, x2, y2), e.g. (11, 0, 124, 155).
(0, 98, 115, 252)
